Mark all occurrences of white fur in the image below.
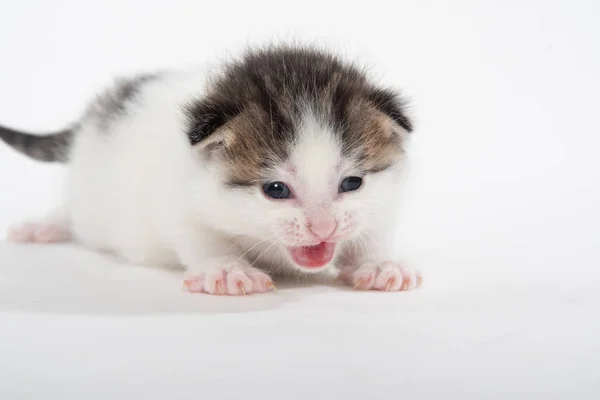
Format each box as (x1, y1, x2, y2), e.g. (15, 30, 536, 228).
(11, 69, 415, 294)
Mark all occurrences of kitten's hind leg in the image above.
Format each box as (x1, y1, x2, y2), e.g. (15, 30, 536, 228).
(6, 206, 71, 244)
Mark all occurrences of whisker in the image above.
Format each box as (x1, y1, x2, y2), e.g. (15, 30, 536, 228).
(362, 231, 382, 250)
(237, 234, 276, 261)
(223, 234, 251, 253)
(357, 233, 377, 261)
(355, 234, 368, 261)
(267, 247, 279, 275)
(251, 238, 280, 268)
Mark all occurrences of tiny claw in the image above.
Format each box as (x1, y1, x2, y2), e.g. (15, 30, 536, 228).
(353, 278, 366, 290)
(215, 280, 225, 295)
(267, 281, 277, 291)
(400, 278, 409, 291)
(385, 278, 395, 292)
(182, 279, 197, 292)
(237, 281, 247, 296)
(416, 274, 423, 288)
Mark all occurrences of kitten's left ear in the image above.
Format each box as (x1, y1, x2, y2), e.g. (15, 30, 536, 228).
(367, 88, 413, 133)
(184, 98, 242, 147)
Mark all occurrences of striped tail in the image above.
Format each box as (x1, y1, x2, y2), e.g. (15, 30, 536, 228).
(0, 125, 73, 163)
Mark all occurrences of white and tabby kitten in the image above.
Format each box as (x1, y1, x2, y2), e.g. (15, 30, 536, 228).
(0, 45, 422, 295)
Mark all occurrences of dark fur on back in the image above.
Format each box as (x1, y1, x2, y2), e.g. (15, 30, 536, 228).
(184, 45, 413, 187)
(84, 73, 158, 131)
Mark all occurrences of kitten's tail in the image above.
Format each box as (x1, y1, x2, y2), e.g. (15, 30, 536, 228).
(0, 125, 73, 163)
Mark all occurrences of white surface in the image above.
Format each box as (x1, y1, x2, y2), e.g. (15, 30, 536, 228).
(1, 0, 599, 399)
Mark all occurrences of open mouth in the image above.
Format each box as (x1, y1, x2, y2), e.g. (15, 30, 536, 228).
(287, 242, 336, 269)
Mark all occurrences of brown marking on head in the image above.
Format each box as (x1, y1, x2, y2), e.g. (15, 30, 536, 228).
(184, 45, 413, 186)
(219, 104, 285, 186)
(343, 98, 407, 172)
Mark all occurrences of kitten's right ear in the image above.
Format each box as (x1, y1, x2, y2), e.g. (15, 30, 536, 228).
(366, 88, 413, 133)
(183, 98, 242, 151)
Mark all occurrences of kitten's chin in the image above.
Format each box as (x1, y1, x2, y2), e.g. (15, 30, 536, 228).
(287, 242, 336, 271)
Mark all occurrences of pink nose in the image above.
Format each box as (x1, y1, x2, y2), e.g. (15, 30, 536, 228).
(308, 220, 337, 241)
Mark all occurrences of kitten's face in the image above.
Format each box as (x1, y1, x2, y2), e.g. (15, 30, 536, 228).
(247, 114, 401, 271)
(199, 107, 407, 272)
(185, 46, 412, 272)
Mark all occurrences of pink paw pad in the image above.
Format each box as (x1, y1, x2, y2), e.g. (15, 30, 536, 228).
(7, 222, 70, 243)
(183, 261, 275, 296)
(341, 261, 422, 292)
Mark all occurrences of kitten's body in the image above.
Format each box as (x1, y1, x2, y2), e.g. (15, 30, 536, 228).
(1, 46, 421, 295)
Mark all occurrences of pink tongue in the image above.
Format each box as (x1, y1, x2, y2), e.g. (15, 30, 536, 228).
(288, 242, 336, 268)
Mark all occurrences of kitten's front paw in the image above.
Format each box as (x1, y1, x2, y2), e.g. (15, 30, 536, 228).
(183, 257, 275, 296)
(340, 261, 422, 292)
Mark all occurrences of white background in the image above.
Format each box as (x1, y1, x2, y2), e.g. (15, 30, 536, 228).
(1, 1, 599, 399)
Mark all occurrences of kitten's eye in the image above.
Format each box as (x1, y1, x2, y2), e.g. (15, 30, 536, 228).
(339, 176, 363, 193)
(263, 181, 292, 199)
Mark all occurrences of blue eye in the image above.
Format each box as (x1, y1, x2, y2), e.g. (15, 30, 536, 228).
(339, 176, 362, 193)
(263, 181, 292, 199)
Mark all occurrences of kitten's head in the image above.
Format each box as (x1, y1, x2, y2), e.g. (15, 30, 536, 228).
(184, 46, 412, 272)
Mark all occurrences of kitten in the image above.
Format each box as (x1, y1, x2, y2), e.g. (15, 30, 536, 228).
(0, 45, 422, 295)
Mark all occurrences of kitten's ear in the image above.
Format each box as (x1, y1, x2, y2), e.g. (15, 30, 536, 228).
(367, 88, 413, 134)
(184, 98, 242, 152)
